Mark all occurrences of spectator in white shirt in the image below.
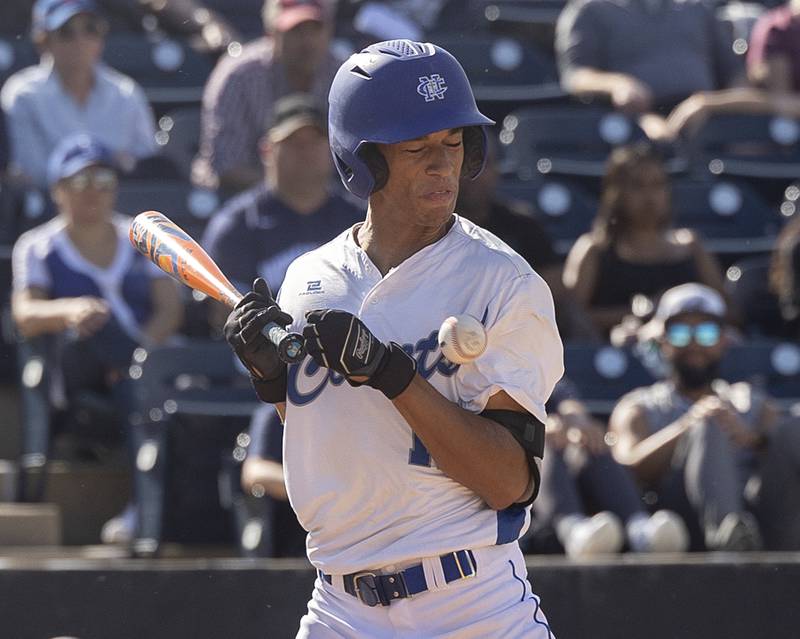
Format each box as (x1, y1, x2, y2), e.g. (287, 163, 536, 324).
(1, 0, 156, 188)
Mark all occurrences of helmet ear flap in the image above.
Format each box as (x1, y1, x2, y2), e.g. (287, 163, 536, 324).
(461, 126, 487, 180)
(358, 144, 390, 194)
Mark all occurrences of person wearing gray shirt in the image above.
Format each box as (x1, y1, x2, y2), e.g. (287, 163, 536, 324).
(0, 0, 156, 188)
(609, 283, 800, 551)
(556, 0, 740, 137)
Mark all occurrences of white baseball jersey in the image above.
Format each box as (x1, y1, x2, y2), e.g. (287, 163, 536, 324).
(277, 215, 564, 575)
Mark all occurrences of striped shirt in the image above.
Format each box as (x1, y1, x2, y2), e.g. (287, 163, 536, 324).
(191, 37, 342, 190)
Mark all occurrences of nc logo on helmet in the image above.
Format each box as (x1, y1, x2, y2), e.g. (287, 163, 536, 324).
(417, 74, 448, 102)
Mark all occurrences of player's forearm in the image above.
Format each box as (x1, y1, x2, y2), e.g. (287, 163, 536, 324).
(392, 376, 531, 511)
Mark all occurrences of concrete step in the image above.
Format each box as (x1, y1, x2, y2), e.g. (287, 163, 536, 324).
(0, 502, 61, 545)
(0, 383, 21, 460)
(14, 461, 131, 545)
(0, 459, 16, 501)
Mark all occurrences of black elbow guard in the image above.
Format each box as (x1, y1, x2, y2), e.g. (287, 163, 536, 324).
(480, 409, 545, 507)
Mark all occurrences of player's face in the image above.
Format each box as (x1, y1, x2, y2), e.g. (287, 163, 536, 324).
(44, 14, 106, 74)
(374, 128, 464, 228)
(52, 165, 118, 225)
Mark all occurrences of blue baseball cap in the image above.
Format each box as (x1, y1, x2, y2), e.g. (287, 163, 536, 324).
(47, 134, 117, 186)
(32, 0, 101, 35)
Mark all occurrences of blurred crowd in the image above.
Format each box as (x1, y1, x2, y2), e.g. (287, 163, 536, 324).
(1, 0, 799, 558)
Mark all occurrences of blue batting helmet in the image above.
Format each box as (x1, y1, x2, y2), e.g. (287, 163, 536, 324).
(328, 40, 495, 199)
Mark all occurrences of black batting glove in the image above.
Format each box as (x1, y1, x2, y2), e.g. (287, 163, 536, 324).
(224, 278, 293, 402)
(302, 309, 416, 399)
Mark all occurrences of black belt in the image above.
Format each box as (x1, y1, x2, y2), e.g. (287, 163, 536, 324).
(319, 549, 477, 607)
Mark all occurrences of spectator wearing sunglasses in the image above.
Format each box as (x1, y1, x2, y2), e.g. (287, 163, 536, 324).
(0, 0, 157, 188)
(608, 283, 800, 551)
(11, 134, 183, 543)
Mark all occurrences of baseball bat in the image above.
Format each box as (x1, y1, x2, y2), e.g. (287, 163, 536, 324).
(129, 210, 306, 364)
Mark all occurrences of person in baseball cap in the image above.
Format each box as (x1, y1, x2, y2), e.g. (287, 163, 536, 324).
(47, 133, 118, 187)
(263, 0, 327, 32)
(267, 93, 327, 141)
(31, 0, 105, 37)
(609, 281, 786, 551)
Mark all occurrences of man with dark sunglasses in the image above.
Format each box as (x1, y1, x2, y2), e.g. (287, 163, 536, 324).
(1, 0, 156, 188)
(609, 283, 800, 551)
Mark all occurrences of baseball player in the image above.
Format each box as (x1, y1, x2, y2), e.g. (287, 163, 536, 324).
(224, 40, 563, 638)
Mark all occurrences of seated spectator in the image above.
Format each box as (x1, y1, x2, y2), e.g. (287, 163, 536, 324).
(767, 216, 800, 338)
(191, 0, 342, 194)
(11, 134, 183, 542)
(748, 0, 800, 94)
(563, 143, 726, 338)
(663, 0, 800, 138)
(239, 405, 306, 557)
(0, 0, 157, 188)
(456, 135, 597, 341)
(526, 378, 689, 557)
(609, 283, 800, 550)
(202, 93, 364, 329)
(555, 0, 740, 140)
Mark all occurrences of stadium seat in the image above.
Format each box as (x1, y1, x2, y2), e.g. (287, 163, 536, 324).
(724, 255, 789, 339)
(499, 106, 651, 184)
(201, 0, 267, 40)
(720, 340, 800, 408)
(102, 32, 215, 105)
(496, 177, 598, 253)
(683, 113, 800, 197)
(563, 344, 657, 416)
(115, 179, 220, 238)
(155, 106, 202, 182)
(426, 32, 561, 103)
(670, 177, 780, 254)
(0, 37, 38, 86)
(127, 340, 258, 555)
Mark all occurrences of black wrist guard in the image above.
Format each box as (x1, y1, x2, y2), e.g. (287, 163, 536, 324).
(365, 342, 417, 399)
(250, 368, 288, 404)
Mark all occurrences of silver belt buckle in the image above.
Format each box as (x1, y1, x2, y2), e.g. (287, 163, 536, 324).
(353, 572, 382, 607)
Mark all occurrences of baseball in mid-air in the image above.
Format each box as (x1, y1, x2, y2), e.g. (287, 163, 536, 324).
(438, 314, 488, 364)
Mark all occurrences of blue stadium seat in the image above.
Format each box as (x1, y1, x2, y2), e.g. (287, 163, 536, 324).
(720, 340, 800, 408)
(155, 106, 202, 182)
(426, 33, 560, 103)
(0, 37, 38, 86)
(103, 32, 215, 105)
(496, 177, 598, 253)
(128, 340, 258, 555)
(115, 179, 220, 238)
(670, 177, 780, 254)
(683, 113, 800, 193)
(499, 106, 651, 183)
(563, 344, 657, 415)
